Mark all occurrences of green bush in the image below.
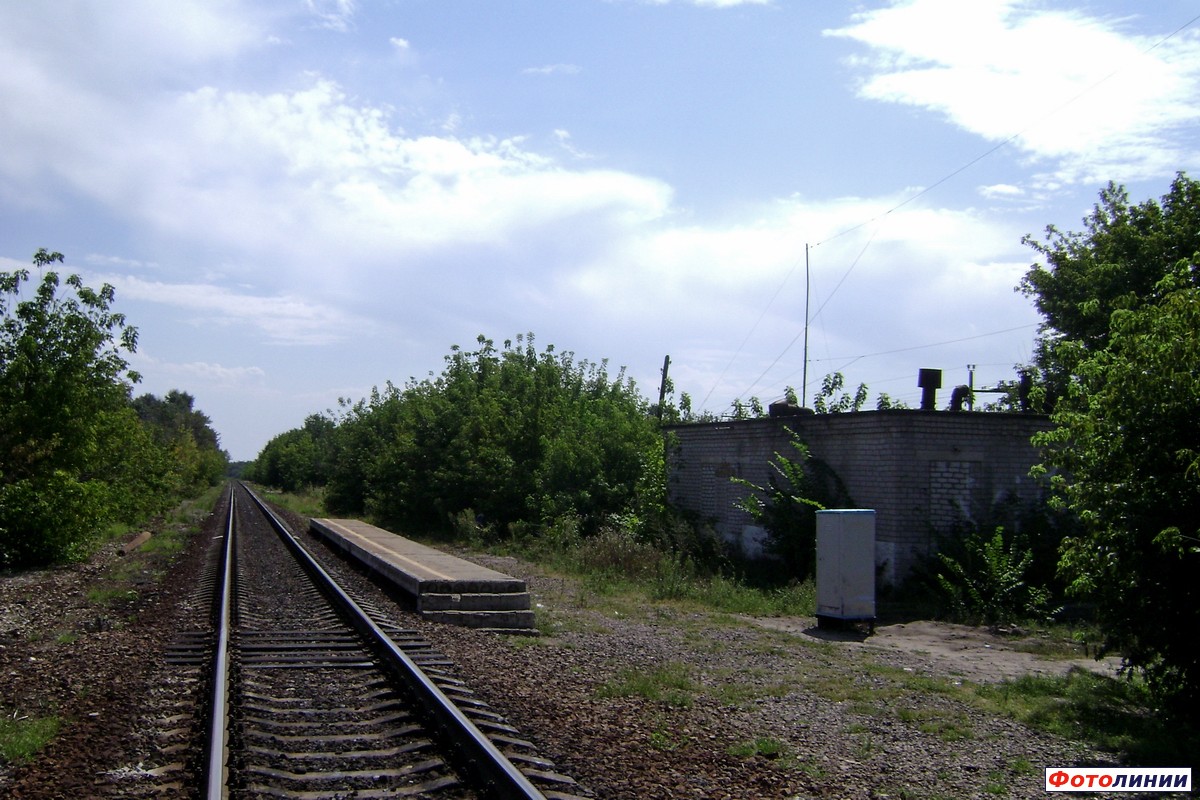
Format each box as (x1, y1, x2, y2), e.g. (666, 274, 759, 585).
(0, 472, 110, 566)
(253, 333, 666, 541)
(928, 526, 1057, 626)
(1, 250, 227, 569)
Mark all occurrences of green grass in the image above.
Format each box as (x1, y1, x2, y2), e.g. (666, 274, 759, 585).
(967, 668, 1198, 767)
(712, 670, 798, 707)
(728, 737, 788, 759)
(648, 725, 690, 751)
(489, 526, 817, 619)
(0, 713, 60, 764)
(597, 662, 696, 708)
(85, 586, 138, 605)
(252, 485, 328, 518)
(1003, 622, 1105, 660)
(139, 529, 184, 556)
(82, 485, 224, 611)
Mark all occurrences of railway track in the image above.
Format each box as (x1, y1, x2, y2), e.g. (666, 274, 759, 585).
(186, 483, 586, 799)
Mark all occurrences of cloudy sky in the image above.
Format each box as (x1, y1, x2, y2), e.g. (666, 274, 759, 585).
(3, 1, 1199, 460)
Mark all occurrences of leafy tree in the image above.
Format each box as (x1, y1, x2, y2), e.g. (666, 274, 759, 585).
(0, 250, 225, 568)
(247, 413, 335, 493)
(254, 334, 666, 541)
(1035, 266, 1200, 711)
(132, 390, 228, 490)
(1019, 173, 1200, 410)
(1, 249, 140, 566)
(812, 372, 868, 413)
(1020, 176, 1200, 711)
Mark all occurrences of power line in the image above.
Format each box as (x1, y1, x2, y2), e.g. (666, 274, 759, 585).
(706, 9, 1200, 412)
(698, 250, 804, 411)
(808, 323, 1038, 365)
(813, 9, 1200, 250)
(771, 323, 1038, 390)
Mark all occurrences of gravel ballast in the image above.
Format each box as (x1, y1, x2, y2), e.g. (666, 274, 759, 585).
(1, 497, 1133, 799)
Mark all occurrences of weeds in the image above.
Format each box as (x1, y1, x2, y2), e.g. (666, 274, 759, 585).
(597, 662, 695, 708)
(254, 485, 328, 519)
(0, 712, 60, 764)
(728, 737, 788, 759)
(968, 668, 1199, 767)
(648, 724, 690, 751)
(932, 527, 1056, 625)
(86, 587, 138, 605)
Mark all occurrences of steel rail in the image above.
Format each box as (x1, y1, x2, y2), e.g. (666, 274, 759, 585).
(204, 488, 235, 800)
(238, 483, 547, 800)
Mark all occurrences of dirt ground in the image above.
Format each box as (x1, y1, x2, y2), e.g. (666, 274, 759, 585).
(747, 616, 1124, 684)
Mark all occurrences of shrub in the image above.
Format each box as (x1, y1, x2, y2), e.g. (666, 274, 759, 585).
(929, 526, 1057, 626)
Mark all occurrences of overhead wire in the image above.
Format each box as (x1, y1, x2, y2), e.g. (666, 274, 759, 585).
(698, 249, 804, 411)
(713, 9, 1200, 412)
(737, 221, 883, 402)
(771, 323, 1038, 395)
(810, 8, 1200, 251)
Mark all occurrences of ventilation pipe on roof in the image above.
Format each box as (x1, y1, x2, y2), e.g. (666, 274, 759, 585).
(918, 368, 942, 411)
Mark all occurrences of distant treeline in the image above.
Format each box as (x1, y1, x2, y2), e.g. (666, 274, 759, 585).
(1, 250, 228, 569)
(246, 334, 670, 540)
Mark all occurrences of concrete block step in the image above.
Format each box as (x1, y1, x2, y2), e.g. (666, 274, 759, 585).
(420, 609, 536, 630)
(475, 627, 540, 637)
(419, 592, 532, 612)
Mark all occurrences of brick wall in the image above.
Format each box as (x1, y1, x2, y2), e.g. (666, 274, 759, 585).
(664, 410, 1053, 583)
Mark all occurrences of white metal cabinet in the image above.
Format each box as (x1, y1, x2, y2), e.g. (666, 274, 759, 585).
(815, 509, 876, 627)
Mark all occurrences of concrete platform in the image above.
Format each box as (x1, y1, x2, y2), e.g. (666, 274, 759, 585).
(310, 519, 536, 633)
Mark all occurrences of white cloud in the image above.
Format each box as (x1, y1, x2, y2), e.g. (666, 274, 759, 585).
(554, 188, 1037, 410)
(1, 60, 672, 287)
(978, 183, 1024, 200)
(554, 129, 595, 160)
(84, 253, 161, 271)
(826, 0, 1200, 186)
(388, 36, 416, 65)
(522, 63, 582, 76)
(569, 191, 1025, 326)
(306, 0, 356, 32)
(102, 275, 360, 346)
(157, 359, 267, 388)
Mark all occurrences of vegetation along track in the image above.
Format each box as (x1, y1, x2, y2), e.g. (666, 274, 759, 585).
(187, 482, 588, 799)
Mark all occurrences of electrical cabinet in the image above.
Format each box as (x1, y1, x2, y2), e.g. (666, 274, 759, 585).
(815, 509, 876, 627)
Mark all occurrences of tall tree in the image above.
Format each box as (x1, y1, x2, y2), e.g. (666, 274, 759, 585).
(1022, 180, 1200, 712)
(0, 250, 140, 566)
(1019, 173, 1200, 409)
(252, 334, 665, 539)
(133, 389, 228, 489)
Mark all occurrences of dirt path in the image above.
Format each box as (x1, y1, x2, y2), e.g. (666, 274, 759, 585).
(746, 616, 1124, 684)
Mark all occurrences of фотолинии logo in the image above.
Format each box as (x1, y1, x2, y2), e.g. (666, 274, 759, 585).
(1045, 767, 1191, 792)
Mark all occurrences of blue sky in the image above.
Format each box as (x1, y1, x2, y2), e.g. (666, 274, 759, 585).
(3, 1, 1199, 460)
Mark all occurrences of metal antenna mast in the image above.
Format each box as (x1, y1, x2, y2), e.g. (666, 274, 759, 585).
(802, 243, 810, 408)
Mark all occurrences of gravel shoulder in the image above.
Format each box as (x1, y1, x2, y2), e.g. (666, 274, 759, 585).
(1, 503, 1135, 799)
(413, 551, 1127, 800)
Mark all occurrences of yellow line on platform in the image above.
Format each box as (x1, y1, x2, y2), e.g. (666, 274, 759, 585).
(326, 521, 456, 582)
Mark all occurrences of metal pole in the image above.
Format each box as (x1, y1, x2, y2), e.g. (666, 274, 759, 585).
(657, 354, 671, 422)
(802, 243, 810, 408)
